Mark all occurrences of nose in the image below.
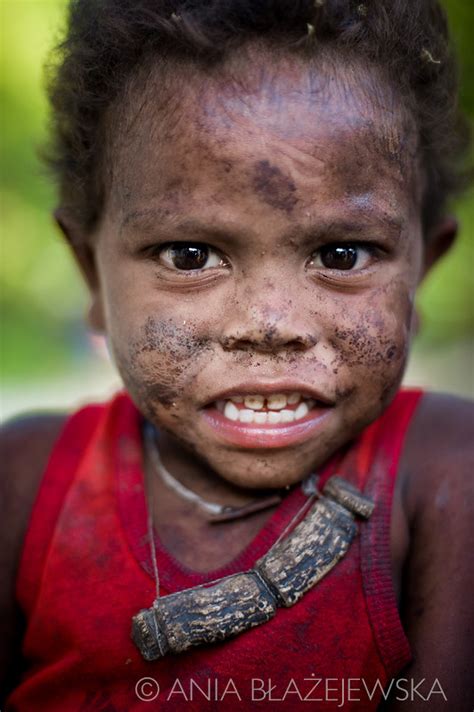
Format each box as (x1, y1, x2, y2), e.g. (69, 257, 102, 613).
(219, 304, 317, 355)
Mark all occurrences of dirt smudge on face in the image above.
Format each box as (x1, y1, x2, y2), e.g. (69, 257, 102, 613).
(252, 160, 298, 214)
(330, 321, 401, 370)
(138, 317, 211, 359)
(120, 316, 212, 413)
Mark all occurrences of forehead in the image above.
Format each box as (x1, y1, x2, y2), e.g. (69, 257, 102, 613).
(107, 46, 420, 227)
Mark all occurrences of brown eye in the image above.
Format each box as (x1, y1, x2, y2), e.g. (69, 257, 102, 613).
(310, 244, 372, 272)
(160, 243, 223, 271)
(320, 245, 357, 270)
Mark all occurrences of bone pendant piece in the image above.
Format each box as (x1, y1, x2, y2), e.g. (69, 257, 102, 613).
(132, 572, 276, 661)
(256, 496, 356, 607)
(322, 476, 375, 519)
(131, 475, 374, 661)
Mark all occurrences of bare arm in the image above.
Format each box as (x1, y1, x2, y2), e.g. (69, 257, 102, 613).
(384, 394, 474, 710)
(0, 414, 66, 703)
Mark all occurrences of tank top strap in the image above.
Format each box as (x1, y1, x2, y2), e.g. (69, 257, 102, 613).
(359, 388, 424, 491)
(315, 390, 422, 677)
(16, 400, 110, 615)
(360, 388, 423, 677)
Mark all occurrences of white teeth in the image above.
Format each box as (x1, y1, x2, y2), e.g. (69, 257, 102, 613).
(223, 401, 239, 421)
(219, 393, 314, 424)
(239, 409, 255, 423)
(244, 395, 265, 410)
(280, 409, 295, 423)
(294, 402, 309, 420)
(267, 393, 287, 410)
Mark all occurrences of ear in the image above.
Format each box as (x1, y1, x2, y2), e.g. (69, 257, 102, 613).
(421, 216, 458, 280)
(54, 208, 106, 333)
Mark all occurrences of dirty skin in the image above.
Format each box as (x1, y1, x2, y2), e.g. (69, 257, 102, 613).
(327, 310, 407, 389)
(93, 46, 427, 494)
(121, 316, 212, 414)
(252, 159, 298, 213)
(221, 323, 317, 354)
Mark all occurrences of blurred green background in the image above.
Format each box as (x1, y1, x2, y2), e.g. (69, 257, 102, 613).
(1, 0, 473, 419)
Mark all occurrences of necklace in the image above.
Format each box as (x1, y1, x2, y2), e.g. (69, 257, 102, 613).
(132, 437, 374, 661)
(145, 423, 301, 522)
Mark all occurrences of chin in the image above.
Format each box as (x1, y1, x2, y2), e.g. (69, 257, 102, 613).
(202, 448, 318, 491)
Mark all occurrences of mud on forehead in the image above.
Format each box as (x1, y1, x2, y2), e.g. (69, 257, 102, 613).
(104, 43, 420, 218)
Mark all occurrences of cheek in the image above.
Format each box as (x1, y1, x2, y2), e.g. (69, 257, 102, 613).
(111, 316, 212, 417)
(326, 284, 413, 396)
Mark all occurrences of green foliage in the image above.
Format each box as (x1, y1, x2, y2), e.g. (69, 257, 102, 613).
(417, 193, 474, 344)
(446, 0, 474, 115)
(1, 0, 473, 382)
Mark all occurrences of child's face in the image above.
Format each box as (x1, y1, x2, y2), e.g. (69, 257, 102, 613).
(87, 52, 426, 488)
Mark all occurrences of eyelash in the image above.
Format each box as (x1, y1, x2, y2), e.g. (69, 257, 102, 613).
(150, 243, 228, 272)
(308, 242, 378, 272)
(148, 241, 380, 275)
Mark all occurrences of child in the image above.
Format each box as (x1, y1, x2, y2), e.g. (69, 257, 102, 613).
(1, 0, 473, 709)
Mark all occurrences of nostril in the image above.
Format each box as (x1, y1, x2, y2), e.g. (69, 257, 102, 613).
(292, 335, 317, 351)
(281, 335, 317, 352)
(220, 332, 317, 354)
(220, 336, 255, 352)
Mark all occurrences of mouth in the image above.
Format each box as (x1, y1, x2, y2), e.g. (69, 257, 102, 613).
(200, 387, 334, 449)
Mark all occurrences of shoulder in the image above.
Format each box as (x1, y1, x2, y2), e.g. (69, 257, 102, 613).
(401, 391, 474, 515)
(392, 393, 474, 710)
(0, 413, 67, 700)
(406, 390, 473, 453)
(1, 412, 68, 531)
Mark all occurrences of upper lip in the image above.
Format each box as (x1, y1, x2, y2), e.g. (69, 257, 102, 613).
(204, 380, 335, 407)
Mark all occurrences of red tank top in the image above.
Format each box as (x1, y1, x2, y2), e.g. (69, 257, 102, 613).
(7, 390, 422, 712)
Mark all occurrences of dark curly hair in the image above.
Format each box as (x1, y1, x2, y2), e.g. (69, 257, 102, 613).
(45, 0, 471, 236)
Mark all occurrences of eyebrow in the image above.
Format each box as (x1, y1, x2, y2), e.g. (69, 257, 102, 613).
(120, 209, 234, 240)
(120, 207, 404, 243)
(121, 208, 180, 231)
(309, 215, 404, 240)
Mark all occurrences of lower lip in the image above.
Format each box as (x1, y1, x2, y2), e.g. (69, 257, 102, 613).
(200, 406, 333, 449)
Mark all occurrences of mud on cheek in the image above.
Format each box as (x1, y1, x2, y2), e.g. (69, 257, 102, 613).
(329, 301, 411, 406)
(113, 316, 212, 418)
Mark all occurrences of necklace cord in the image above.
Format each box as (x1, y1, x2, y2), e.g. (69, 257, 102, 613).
(143, 421, 321, 601)
(145, 422, 289, 522)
